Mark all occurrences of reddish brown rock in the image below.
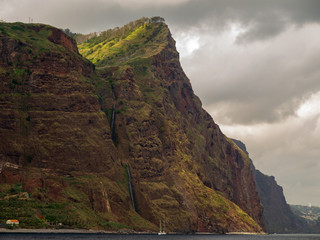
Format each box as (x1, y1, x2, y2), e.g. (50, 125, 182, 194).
(48, 28, 79, 54)
(0, 20, 264, 233)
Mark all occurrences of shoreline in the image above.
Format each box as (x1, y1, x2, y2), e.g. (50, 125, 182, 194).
(0, 228, 266, 235)
(0, 228, 131, 234)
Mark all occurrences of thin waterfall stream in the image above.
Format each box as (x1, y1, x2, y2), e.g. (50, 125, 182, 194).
(110, 92, 116, 143)
(125, 163, 136, 211)
(110, 103, 116, 140)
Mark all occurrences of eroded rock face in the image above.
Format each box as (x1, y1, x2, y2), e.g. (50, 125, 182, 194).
(151, 36, 264, 228)
(0, 20, 264, 232)
(97, 21, 264, 232)
(0, 22, 138, 230)
(48, 28, 79, 54)
(0, 24, 116, 175)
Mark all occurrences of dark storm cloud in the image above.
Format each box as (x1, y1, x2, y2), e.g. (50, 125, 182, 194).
(180, 21, 320, 125)
(2, 0, 320, 39)
(119, 0, 320, 43)
(163, 0, 320, 43)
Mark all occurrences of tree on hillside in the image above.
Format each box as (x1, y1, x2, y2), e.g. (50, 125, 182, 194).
(62, 28, 76, 37)
(151, 16, 165, 23)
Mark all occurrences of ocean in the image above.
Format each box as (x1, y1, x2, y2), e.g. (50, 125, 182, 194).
(0, 233, 320, 240)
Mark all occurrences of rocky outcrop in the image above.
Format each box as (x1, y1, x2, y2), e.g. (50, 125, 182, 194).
(48, 27, 79, 53)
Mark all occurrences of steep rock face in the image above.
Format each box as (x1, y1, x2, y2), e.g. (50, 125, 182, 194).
(232, 139, 307, 233)
(79, 18, 263, 232)
(150, 33, 264, 228)
(0, 23, 153, 230)
(254, 168, 299, 232)
(0, 23, 115, 174)
(253, 167, 318, 233)
(0, 20, 263, 232)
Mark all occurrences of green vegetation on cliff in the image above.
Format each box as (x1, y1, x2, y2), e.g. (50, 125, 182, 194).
(78, 18, 169, 66)
(0, 176, 154, 230)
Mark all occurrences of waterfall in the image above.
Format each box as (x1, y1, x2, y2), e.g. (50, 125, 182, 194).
(125, 163, 136, 211)
(110, 103, 116, 141)
(110, 91, 116, 143)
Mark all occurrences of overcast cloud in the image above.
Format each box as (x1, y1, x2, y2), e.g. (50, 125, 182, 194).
(1, 0, 320, 205)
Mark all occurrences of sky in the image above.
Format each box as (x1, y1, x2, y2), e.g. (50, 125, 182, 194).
(1, 0, 319, 206)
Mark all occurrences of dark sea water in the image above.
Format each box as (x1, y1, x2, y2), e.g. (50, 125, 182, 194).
(1, 233, 320, 240)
